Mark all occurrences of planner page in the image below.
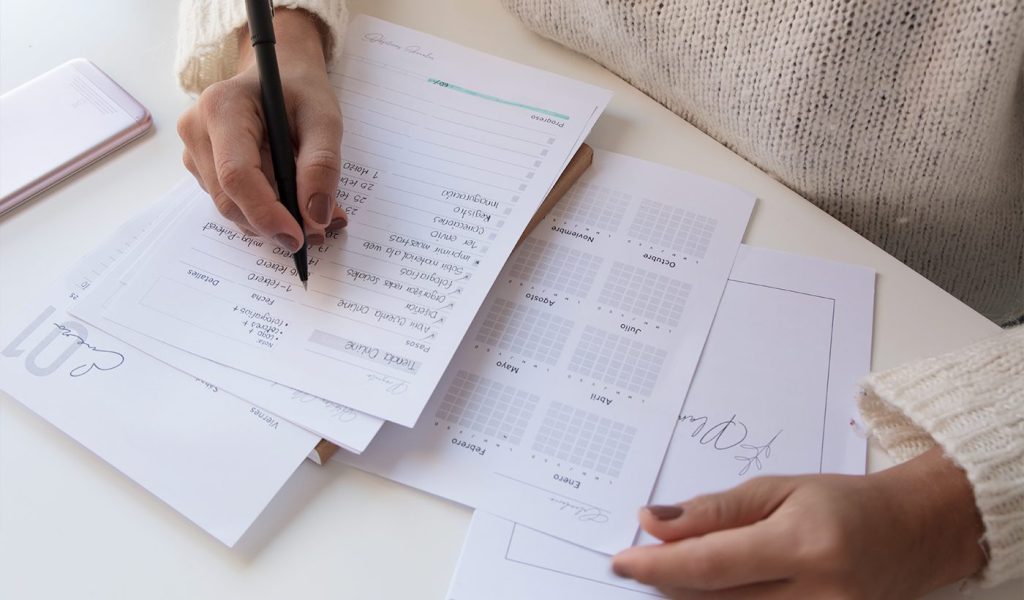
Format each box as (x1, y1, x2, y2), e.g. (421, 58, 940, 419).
(0, 202, 320, 547)
(343, 150, 754, 553)
(446, 245, 875, 599)
(87, 16, 611, 426)
(72, 181, 384, 453)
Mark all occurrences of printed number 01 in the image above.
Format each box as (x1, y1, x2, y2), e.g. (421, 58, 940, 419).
(2, 306, 87, 376)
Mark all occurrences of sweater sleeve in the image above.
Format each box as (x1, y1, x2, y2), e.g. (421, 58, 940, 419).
(175, 0, 349, 95)
(858, 326, 1024, 587)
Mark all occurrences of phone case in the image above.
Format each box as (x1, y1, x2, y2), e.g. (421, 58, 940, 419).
(0, 58, 153, 215)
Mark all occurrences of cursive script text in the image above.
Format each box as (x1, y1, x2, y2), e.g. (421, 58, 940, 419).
(678, 413, 782, 476)
(54, 323, 125, 377)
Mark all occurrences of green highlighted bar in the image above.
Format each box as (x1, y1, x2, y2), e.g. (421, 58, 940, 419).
(428, 78, 570, 120)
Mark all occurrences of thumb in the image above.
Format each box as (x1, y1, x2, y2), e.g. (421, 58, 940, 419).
(294, 105, 343, 230)
(639, 476, 796, 543)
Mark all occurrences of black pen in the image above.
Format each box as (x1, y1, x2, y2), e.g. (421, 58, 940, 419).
(244, 0, 308, 290)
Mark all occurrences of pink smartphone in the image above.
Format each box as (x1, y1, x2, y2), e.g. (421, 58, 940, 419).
(0, 58, 153, 215)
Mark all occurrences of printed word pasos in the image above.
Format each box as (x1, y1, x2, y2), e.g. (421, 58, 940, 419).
(405, 339, 431, 354)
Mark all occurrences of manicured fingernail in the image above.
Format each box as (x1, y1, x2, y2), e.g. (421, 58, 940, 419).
(327, 215, 347, 231)
(309, 193, 333, 226)
(307, 233, 325, 246)
(645, 505, 683, 520)
(274, 233, 301, 252)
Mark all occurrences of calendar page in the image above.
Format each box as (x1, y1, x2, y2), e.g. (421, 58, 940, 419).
(342, 149, 754, 553)
(447, 244, 875, 599)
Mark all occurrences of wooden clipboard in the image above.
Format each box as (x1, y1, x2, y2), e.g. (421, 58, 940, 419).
(308, 143, 594, 465)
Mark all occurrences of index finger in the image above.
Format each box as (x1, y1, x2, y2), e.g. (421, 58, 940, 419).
(613, 520, 794, 591)
(206, 110, 304, 251)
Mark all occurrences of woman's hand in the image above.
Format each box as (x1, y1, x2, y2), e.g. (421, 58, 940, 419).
(177, 8, 345, 251)
(612, 447, 986, 599)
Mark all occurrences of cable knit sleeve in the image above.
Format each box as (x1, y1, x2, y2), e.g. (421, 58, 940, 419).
(858, 326, 1024, 587)
(175, 0, 349, 95)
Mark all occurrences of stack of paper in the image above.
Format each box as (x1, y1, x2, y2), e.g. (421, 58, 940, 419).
(1, 15, 611, 545)
(342, 149, 755, 551)
(1, 13, 876, 592)
(0, 202, 319, 546)
(446, 243, 875, 599)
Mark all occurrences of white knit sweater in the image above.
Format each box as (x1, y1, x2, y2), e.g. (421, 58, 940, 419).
(176, 0, 1024, 587)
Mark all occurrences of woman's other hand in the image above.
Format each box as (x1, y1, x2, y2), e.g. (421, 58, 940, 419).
(613, 447, 986, 599)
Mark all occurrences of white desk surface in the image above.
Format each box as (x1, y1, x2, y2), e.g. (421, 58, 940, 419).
(1, 1, 1017, 598)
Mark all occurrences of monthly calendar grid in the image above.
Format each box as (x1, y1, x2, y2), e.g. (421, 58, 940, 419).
(628, 198, 718, 259)
(435, 371, 538, 444)
(532, 401, 636, 478)
(475, 298, 574, 366)
(598, 262, 692, 326)
(506, 238, 604, 298)
(552, 181, 626, 231)
(568, 326, 667, 396)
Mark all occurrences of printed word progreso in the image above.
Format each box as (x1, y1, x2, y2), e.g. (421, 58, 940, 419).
(531, 114, 565, 128)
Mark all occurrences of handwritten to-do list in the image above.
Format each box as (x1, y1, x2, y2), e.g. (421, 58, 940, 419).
(69, 187, 385, 455)
(87, 16, 611, 426)
(343, 150, 755, 553)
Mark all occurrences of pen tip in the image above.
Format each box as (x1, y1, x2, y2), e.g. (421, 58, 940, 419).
(302, 280, 308, 291)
